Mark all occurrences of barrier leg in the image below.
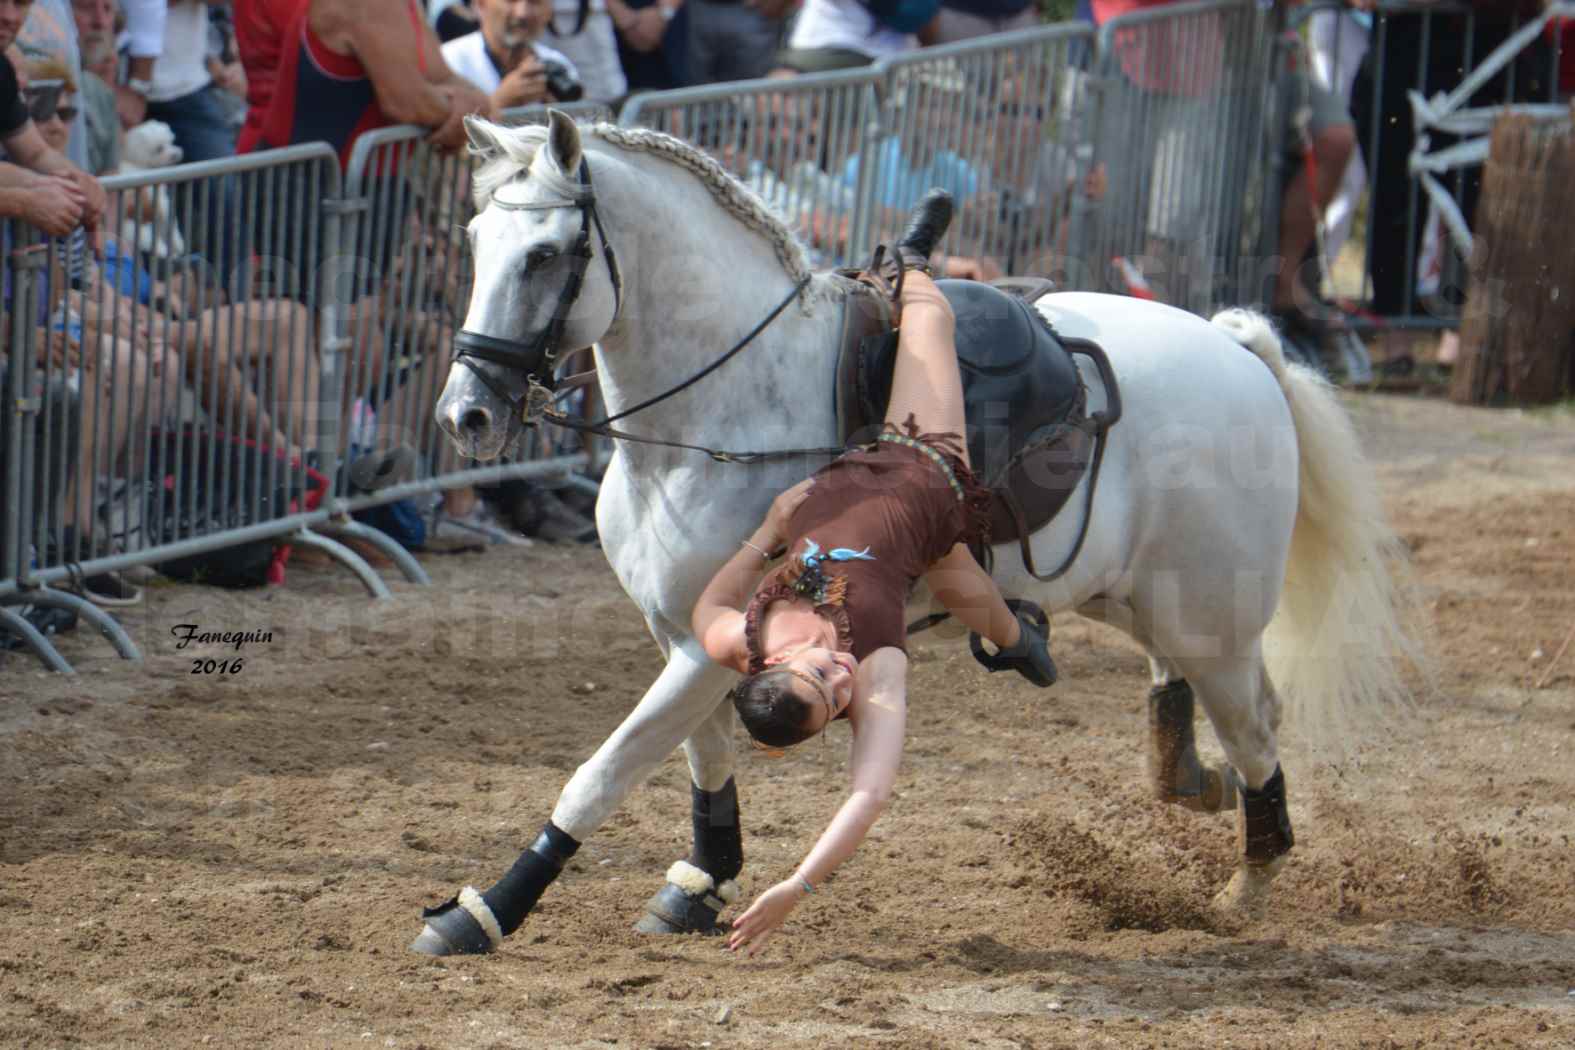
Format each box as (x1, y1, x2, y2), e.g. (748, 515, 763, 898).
(30, 587, 142, 661)
(319, 517, 430, 586)
(290, 527, 392, 600)
(0, 604, 73, 673)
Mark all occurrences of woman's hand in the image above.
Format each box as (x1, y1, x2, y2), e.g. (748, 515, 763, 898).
(727, 879, 804, 956)
(761, 477, 814, 548)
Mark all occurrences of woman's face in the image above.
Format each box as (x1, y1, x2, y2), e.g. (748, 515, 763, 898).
(31, 89, 74, 152)
(768, 646, 857, 734)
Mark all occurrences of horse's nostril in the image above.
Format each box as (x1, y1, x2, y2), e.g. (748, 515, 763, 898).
(461, 406, 492, 434)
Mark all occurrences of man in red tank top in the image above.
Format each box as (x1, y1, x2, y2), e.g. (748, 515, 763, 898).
(235, 0, 492, 166)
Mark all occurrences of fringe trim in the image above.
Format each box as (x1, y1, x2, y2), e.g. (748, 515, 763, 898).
(881, 415, 993, 547)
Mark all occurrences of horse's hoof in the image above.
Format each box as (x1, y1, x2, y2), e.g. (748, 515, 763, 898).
(410, 887, 501, 956)
(633, 861, 738, 936)
(634, 906, 699, 936)
(1179, 764, 1240, 814)
(1211, 855, 1287, 915)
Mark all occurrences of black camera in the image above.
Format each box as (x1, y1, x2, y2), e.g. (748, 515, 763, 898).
(541, 60, 584, 103)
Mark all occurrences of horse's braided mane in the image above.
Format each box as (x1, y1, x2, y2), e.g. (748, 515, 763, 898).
(472, 120, 813, 286)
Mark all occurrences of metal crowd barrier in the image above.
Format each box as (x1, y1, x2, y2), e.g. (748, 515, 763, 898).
(3, 146, 345, 669)
(1289, 0, 1568, 331)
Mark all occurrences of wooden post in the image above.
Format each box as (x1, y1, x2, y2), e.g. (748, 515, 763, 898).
(1452, 105, 1575, 406)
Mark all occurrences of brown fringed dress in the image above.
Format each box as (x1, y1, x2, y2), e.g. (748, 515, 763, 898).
(743, 417, 992, 682)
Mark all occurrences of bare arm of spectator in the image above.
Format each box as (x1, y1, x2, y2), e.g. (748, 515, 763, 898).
(118, 0, 167, 127)
(313, 0, 492, 148)
(0, 127, 105, 230)
(419, 20, 496, 138)
(0, 176, 86, 237)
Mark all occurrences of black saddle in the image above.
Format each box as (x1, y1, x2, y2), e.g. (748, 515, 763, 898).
(834, 278, 1122, 579)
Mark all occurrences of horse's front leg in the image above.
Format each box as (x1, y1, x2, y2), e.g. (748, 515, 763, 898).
(410, 634, 734, 956)
(631, 699, 742, 935)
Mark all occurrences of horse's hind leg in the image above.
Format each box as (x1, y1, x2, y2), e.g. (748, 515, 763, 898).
(1168, 644, 1295, 914)
(1146, 657, 1237, 814)
(633, 699, 743, 936)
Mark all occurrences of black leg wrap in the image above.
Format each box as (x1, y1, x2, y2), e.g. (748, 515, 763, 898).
(1239, 766, 1294, 865)
(483, 822, 580, 936)
(1148, 680, 1204, 801)
(686, 777, 743, 884)
(411, 821, 581, 956)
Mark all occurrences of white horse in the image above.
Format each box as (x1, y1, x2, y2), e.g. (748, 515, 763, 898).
(416, 112, 1414, 956)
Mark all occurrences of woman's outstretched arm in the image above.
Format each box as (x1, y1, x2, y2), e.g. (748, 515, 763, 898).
(727, 647, 908, 955)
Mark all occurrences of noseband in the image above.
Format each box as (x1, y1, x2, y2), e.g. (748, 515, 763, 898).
(452, 157, 623, 420)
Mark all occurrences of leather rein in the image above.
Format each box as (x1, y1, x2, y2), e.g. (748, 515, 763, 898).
(451, 158, 847, 465)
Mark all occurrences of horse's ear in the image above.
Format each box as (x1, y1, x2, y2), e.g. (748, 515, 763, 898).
(465, 116, 503, 162)
(546, 108, 582, 174)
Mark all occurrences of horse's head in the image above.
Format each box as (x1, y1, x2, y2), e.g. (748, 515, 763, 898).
(437, 111, 622, 461)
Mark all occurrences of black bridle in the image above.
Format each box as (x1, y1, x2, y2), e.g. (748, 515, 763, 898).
(451, 158, 849, 465)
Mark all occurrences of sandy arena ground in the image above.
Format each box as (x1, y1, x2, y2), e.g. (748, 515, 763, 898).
(2, 392, 1574, 1049)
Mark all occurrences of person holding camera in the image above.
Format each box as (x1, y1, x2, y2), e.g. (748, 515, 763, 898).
(440, 0, 583, 109)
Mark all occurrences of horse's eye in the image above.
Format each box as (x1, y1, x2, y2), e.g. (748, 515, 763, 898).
(526, 246, 559, 269)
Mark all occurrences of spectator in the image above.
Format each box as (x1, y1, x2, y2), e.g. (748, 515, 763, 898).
(236, 0, 491, 163)
(772, 0, 927, 74)
(15, 0, 89, 164)
(29, 63, 319, 468)
(117, 0, 167, 128)
(67, 0, 117, 174)
(145, 1, 236, 165)
(430, 0, 480, 42)
(440, 0, 585, 109)
(0, 16, 104, 229)
(979, 69, 1107, 277)
(433, 0, 628, 101)
(139, 0, 245, 290)
(683, 0, 786, 86)
(1271, 30, 1356, 325)
(205, 4, 249, 130)
(1, 46, 142, 604)
(843, 126, 981, 213)
(1305, 3, 1368, 271)
(607, 0, 686, 92)
(931, 0, 1037, 46)
(538, 0, 626, 104)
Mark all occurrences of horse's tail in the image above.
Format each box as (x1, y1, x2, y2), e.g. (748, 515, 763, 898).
(1210, 309, 1422, 748)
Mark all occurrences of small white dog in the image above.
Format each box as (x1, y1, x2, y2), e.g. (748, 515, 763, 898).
(118, 121, 187, 259)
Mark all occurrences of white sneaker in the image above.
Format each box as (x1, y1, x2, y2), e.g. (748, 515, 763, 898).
(431, 505, 534, 548)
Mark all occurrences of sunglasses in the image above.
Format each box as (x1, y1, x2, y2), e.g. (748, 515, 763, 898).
(22, 80, 65, 124)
